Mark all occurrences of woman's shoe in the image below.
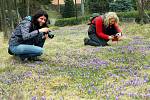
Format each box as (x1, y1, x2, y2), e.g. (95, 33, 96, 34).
(28, 57, 43, 61)
(84, 38, 89, 45)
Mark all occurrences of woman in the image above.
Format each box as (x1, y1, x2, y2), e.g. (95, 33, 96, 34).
(84, 12, 122, 46)
(8, 10, 51, 61)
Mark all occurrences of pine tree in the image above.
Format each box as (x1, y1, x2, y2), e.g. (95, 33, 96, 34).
(109, 0, 133, 12)
(62, 0, 75, 18)
(85, 0, 109, 14)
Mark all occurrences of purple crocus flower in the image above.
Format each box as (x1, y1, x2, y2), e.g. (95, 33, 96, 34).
(41, 96, 46, 100)
(32, 96, 37, 100)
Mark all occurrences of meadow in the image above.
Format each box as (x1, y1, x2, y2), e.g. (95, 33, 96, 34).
(0, 23, 150, 100)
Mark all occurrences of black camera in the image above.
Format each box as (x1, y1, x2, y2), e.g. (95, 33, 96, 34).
(43, 31, 54, 39)
(48, 31, 54, 39)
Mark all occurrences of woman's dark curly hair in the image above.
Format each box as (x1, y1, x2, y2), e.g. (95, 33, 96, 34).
(30, 10, 48, 32)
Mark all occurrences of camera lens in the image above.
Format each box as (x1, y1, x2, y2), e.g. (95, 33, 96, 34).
(48, 31, 54, 39)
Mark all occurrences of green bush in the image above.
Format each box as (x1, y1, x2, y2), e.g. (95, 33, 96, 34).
(55, 16, 89, 27)
(117, 11, 138, 18)
(55, 11, 150, 26)
(117, 11, 150, 19)
(117, 11, 150, 23)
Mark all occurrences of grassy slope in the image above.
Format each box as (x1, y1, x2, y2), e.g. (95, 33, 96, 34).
(0, 23, 150, 100)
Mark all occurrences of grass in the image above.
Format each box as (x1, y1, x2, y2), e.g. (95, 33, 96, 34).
(0, 23, 150, 100)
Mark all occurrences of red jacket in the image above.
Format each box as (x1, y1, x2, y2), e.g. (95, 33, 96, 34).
(92, 16, 121, 40)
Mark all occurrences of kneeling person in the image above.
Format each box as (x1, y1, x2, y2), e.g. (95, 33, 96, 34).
(84, 12, 122, 46)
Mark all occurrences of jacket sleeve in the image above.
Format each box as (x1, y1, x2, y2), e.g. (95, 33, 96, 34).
(95, 17, 109, 40)
(20, 21, 39, 40)
(114, 23, 122, 33)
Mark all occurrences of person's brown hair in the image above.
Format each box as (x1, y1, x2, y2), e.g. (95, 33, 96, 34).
(30, 10, 48, 32)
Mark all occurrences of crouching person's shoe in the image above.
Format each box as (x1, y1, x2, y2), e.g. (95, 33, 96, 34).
(20, 57, 29, 63)
(84, 38, 89, 45)
(28, 57, 43, 61)
(102, 43, 111, 46)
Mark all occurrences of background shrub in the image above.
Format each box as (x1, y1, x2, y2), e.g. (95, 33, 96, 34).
(55, 11, 150, 26)
(55, 16, 89, 26)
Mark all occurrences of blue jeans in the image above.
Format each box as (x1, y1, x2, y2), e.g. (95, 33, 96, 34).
(9, 44, 43, 58)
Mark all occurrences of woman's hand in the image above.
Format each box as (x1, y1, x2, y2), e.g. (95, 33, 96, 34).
(109, 36, 114, 40)
(42, 34, 49, 39)
(44, 34, 49, 39)
(39, 28, 49, 33)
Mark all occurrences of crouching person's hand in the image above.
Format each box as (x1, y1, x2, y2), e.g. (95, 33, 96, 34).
(43, 34, 49, 39)
(109, 35, 114, 40)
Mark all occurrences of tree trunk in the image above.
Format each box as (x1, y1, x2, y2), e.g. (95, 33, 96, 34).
(0, 0, 2, 31)
(27, 0, 30, 15)
(58, 0, 60, 12)
(136, 0, 150, 24)
(75, 0, 77, 20)
(81, 0, 84, 16)
(1, 0, 9, 40)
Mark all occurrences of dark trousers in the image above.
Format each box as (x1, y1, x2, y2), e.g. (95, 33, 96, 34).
(86, 33, 108, 46)
(86, 25, 118, 46)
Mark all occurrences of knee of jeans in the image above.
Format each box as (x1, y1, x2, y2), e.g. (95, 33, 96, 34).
(36, 48, 44, 55)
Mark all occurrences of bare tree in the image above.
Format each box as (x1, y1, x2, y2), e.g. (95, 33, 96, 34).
(81, 0, 85, 16)
(136, 0, 150, 24)
(75, 0, 77, 19)
(0, 0, 51, 39)
(58, 0, 60, 12)
(0, 0, 9, 39)
(27, 0, 30, 15)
